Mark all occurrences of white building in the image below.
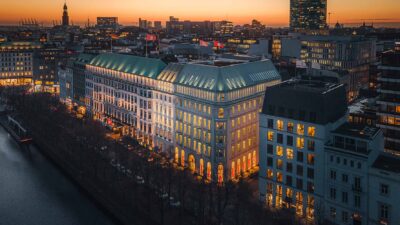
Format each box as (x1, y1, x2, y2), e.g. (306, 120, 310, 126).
(85, 53, 281, 182)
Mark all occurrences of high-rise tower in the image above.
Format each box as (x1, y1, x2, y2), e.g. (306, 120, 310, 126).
(290, 0, 327, 30)
(62, 1, 69, 26)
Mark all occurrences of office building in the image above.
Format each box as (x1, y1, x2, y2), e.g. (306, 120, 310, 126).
(259, 80, 348, 220)
(85, 53, 281, 182)
(290, 0, 327, 30)
(0, 42, 41, 86)
(273, 34, 376, 101)
(97, 17, 119, 30)
(377, 49, 400, 156)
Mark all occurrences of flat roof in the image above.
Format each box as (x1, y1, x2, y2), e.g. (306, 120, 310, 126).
(372, 154, 400, 173)
(332, 123, 380, 140)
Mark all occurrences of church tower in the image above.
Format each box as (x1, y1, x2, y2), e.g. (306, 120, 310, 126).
(62, 1, 69, 26)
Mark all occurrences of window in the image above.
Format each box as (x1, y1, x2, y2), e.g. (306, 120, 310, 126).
(267, 144, 273, 154)
(342, 211, 348, 223)
(297, 165, 303, 176)
(307, 140, 315, 151)
(287, 122, 294, 132)
(297, 124, 305, 135)
(267, 169, 274, 179)
(267, 157, 273, 167)
(307, 154, 315, 165)
(287, 135, 293, 146)
(330, 207, 336, 219)
(277, 172, 283, 182)
(307, 168, 314, 179)
(286, 175, 292, 186)
(297, 137, 304, 149)
(276, 146, 283, 157)
(296, 178, 303, 189)
(277, 120, 284, 130)
(380, 204, 389, 220)
(380, 184, 389, 196)
(267, 119, 274, 128)
(342, 192, 348, 203)
(330, 170, 336, 180)
(286, 162, 293, 172)
(267, 131, 274, 141)
(218, 108, 224, 118)
(286, 148, 294, 160)
(297, 152, 304, 162)
(354, 195, 361, 208)
(308, 126, 316, 137)
(277, 133, 283, 144)
(330, 188, 336, 200)
(342, 174, 348, 183)
(277, 159, 283, 170)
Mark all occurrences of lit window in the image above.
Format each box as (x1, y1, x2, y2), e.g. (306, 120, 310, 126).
(297, 124, 305, 135)
(297, 137, 304, 149)
(276, 146, 283, 156)
(218, 108, 224, 118)
(267, 169, 274, 179)
(277, 120, 284, 130)
(277, 172, 283, 182)
(287, 122, 294, 132)
(286, 148, 294, 160)
(308, 126, 316, 137)
(267, 131, 274, 141)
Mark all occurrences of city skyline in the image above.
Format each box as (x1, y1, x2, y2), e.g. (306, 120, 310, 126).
(1, 0, 400, 27)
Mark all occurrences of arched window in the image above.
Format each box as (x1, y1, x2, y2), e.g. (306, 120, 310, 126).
(206, 162, 212, 180)
(237, 159, 241, 175)
(181, 150, 185, 166)
(248, 153, 252, 169)
(231, 161, 235, 178)
(174, 147, 179, 163)
(217, 164, 224, 183)
(188, 155, 195, 172)
(199, 159, 204, 176)
(243, 156, 246, 171)
(252, 151, 256, 167)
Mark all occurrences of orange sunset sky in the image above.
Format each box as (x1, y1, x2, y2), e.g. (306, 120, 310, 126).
(0, 0, 399, 27)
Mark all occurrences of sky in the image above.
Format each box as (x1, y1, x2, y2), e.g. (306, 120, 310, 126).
(0, 0, 399, 27)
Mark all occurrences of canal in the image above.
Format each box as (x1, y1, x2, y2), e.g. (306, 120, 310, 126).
(0, 126, 117, 225)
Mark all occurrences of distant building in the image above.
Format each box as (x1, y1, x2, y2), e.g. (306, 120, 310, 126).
(154, 21, 162, 30)
(290, 0, 327, 30)
(96, 17, 119, 30)
(273, 34, 377, 101)
(139, 18, 148, 29)
(62, 2, 69, 27)
(377, 49, 400, 155)
(0, 42, 41, 86)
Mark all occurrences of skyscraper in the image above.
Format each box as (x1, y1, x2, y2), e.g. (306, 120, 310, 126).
(290, 0, 327, 30)
(62, 1, 69, 26)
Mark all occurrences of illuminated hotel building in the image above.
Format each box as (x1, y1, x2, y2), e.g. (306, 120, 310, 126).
(0, 42, 41, 86)
(259, 80, 348, 219)
(85, 54, 167, 147)
(85, 53, 281, 182)
(273, 34, 376, 101)
(290, 0, 327, 30)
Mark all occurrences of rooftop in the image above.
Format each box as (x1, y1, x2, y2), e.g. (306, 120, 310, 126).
(89, 53, 167, 79)
(332, 123, 380, 140)
(160, 60, 280, 92)
(372, 154, 400, 173)
(262, 79, 347, 125)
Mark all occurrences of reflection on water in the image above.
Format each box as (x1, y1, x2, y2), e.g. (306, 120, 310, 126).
(0, 126, 116, 225)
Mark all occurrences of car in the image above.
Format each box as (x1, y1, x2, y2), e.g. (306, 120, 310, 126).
(170, 200, 181, 207)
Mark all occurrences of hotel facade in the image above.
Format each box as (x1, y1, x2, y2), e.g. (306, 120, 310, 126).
(85, 53, 281, 182)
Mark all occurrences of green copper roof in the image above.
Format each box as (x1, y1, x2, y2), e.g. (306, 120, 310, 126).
(89, 53, 167, 79)
(167, 60, 280, 92)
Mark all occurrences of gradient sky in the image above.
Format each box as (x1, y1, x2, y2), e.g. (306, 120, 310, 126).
(0, 0, 399, 26)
